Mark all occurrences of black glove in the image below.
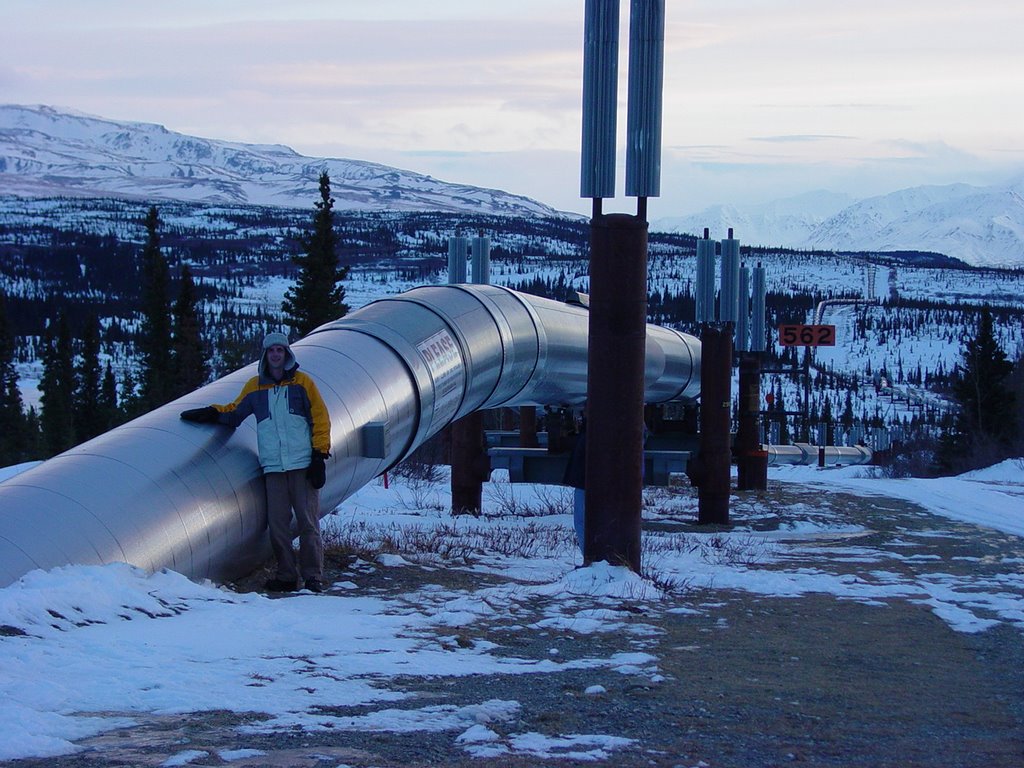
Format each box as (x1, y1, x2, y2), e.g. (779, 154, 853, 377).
(307, 451, 328, 489)
(180, 406, 220, 424)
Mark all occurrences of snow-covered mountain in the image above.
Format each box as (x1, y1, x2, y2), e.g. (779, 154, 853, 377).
(0, 104, 561, 216)
(656, 181, 1024, 269)
(5, 105, 1023, 266)
(805, 181, 1024, 268)
(654, 191, 855, 251)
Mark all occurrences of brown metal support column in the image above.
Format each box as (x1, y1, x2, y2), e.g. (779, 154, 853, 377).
(519, 406, 539, 448)
(584, 213, 648, 572)
(736, 352, 767, 490)
(450, 410, 487, 515)
(698, 325, 733, 524)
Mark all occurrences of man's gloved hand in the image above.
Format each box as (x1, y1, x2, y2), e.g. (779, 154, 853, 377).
(180, 406, 220, 424)
(307, 451, 328, 489)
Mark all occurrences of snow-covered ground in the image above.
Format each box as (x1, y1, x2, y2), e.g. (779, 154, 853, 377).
(771, 460, 1024, 538)
(1, 459, 1022, 763)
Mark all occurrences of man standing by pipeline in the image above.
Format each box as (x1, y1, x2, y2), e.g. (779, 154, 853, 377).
(181, 332, 331, 593)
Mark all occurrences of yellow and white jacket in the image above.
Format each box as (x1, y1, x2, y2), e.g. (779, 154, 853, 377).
(214, 362, 330, 474)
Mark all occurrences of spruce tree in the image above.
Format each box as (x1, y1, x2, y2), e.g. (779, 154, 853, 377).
(820, 397, 833, 442)
(22, 407, 43, 461)
(170, 263, 209, 398)
(39, 314, 76, 456)
(282, 171, 349, 337)
(118, 367, 143, 423)
(1009, 355, 1024, 457)
(841, 390, 855, 429)
(138, 206, 174, 410)
(934, 306, 1016, 474)
(956, 307, 1015, 443)
(101, 362, 119, 430)
(74, 315, 106, 443)
(0, 290, 27, 464)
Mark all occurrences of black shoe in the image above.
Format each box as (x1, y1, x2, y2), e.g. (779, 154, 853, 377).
(304, 579, 325, 593)
(264, 577, 297, 593)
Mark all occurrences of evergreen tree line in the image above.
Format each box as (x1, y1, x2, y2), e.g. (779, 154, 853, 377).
(1, 202, 601, 340)
(0, 171, 349, 463)
(2, 183, 1021, 474)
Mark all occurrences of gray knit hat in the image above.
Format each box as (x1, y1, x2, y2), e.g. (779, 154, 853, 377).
(262, 331, 290, 350)
(259, 332, 297, 378)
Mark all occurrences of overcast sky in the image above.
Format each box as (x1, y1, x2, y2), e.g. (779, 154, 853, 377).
(3, 0, 1023, 217)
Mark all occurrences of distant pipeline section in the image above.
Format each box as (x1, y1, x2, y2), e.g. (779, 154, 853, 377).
(766, 443, 873, 467)
(0, 284, 701, 588)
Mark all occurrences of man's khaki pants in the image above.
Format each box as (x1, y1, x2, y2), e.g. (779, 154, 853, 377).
(264, 469, 323, 583)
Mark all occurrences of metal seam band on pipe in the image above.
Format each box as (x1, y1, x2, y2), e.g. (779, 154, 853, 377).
(0, 285, 700, 588)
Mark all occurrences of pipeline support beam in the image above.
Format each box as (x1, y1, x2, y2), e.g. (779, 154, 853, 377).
(585, 214, 648, 572)
(736, 353, 768, 490)
(697, 325, 732, 525)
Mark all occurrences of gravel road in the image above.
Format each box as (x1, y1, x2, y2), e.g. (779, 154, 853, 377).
(5, 483, 1023, 768)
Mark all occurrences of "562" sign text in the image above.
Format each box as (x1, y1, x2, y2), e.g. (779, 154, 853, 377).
(777, 324, 836, 346)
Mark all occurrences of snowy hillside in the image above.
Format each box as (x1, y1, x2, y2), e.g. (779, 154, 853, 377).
(0, 105, 561, 216)
(655, 180, 1024, 269)
(3, 192, 1023, 444)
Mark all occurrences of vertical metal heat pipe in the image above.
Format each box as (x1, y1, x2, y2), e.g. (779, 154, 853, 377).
(625, 0, 665, 199)
(580, 0, 620, 200)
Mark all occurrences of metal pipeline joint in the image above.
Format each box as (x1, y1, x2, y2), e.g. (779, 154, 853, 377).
(0, 284, 701, 588)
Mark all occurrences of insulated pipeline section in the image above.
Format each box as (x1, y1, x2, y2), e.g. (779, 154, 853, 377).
(0, 285, 701, 587)
(766, 443, 873, 467)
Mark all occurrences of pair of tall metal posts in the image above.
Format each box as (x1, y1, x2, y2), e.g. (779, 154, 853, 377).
(695, 228, 770, 509)
(580, 0, 664, 572)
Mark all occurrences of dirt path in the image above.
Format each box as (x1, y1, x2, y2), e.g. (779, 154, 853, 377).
(5, 483, 1023, 768)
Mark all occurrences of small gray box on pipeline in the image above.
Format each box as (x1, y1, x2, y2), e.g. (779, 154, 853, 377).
(362, 422, 389, 459)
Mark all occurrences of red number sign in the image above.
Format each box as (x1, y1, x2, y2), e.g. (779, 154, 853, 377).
(777, 324, 836, 346)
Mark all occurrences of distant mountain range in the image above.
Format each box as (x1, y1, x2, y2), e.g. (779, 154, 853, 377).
(3, 104, 1023, 268)
(0, 104, 560, 217)
(654, 180, 1024, 269)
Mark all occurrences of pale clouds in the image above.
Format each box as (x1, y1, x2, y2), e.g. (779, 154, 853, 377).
(2, 0, 1023, 216)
